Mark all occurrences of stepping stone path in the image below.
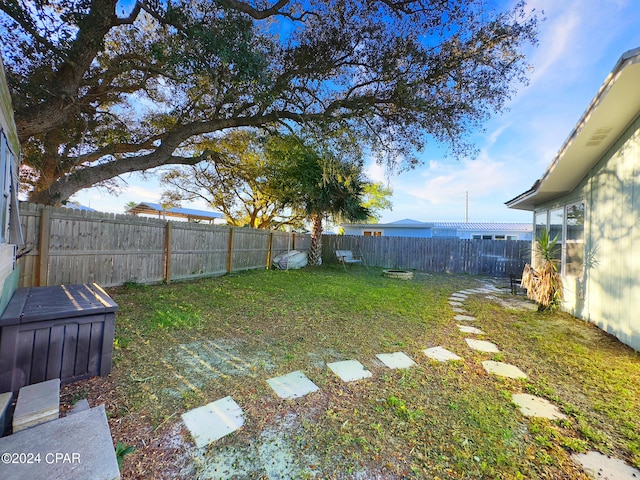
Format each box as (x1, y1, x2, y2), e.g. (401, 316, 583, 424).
(457, 325, 484, 334)
(267, 370, 319, 399)
(376, 352, 416, 369)
(482, 361, 528, 379)
(327, 359, 373, 382)
(180, 280, 637, 478)
(423, 346, 462, 362)
(511, 393, 566, 420)
(572, 451, 640, 479)
(182, 396, 245, 448)
(466, 338, 500, 353)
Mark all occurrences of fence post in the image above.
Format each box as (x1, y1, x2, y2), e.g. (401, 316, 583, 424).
(227, 227, 235, 273)
(266, 231, 273, 269)
(164, 221, 172, 283)
(37, 206, 51, 286)
(292, 232, 296, 250)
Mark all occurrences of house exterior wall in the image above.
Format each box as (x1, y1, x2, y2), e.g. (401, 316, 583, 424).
(340, 225, 434, 237)
(0, 58, 20, 315)
(341, 225, 532, 239)
(534, 115, 640, 351)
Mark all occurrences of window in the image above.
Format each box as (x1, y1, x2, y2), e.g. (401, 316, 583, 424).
(534, 203, 585, 276)
(0, 132, 10, 243)
(482, 235, 492, 240)
(565, 203, 585, 276)
(472, 234, 481, 240)
(494, 235, 505, 240)
(363, 230, 382, 237)
(549, 208, 563, 263)
(507, 235, 517, 241)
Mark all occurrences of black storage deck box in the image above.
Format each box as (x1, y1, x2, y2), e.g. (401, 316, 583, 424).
(0, 284, 118, 392)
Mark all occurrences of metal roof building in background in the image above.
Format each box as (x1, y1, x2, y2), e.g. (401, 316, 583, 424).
(341, 219, 532, 240)
(127, 202, 224, 223)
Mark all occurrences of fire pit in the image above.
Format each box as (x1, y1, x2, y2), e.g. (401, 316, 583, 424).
(383, 269, 414, 280)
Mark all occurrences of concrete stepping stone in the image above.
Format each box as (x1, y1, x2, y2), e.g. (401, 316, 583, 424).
(0, 405, 119, 480)
(572, 451, 640, 479)
(450, 293, 468, 299)
(13, 378, 60, 432)
(423, 346, 462, 362)
(182, 396, 244, 448)
(449, 301, 464, 307)
(457, 325, 485, 334)
(68, 398, 90, 415)
(465, 338, 500, 353)
(457, 290, 476, 295)
(266, 370, 319, 399)
(452, 307, 468, 314)
(454, 314, 476, 321)
(327, 360, 372, 382)
(376, 352, 416, 369)
(482, 361, 528, 379)
(512, 393, 566, 420)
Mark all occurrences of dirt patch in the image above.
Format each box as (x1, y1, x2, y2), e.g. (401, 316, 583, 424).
(484, 293, 538, 311)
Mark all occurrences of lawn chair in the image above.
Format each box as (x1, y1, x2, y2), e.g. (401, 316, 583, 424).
(336, 249, 365, 271)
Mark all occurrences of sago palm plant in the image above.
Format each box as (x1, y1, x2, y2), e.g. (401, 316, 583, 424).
(521, 228, 563, 311)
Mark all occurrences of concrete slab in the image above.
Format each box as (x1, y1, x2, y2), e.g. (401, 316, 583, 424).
(482, 361, 528, 379)
(266, 371, 319, 399)
(327, 360, 372, 382)
(450, 293, 468, 299)
(0, 405, 120, 480)
(448, 301, 464, 307)
(454, 314, 476, 321)
(182, 396, 244, 448)
(512, 393, 566, 420)
(458, 290, 476, 295)
(452, 308, 468, 314)
(465, 338, 500, 353)
(0, 391, 13, 436)
(13, 379, 60, 432)
(423, 346, 463, 362)
(457, 325, 485, 335)
(68, 398, 90, 415)
(572, 451, 640, 480)
(375, 352, 416, 369)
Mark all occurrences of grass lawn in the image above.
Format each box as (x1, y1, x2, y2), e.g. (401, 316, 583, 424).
(61, 266, 640, 479)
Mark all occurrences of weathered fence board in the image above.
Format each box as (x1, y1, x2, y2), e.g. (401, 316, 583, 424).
(322, 235, 530, 276)
(18, 203, 304, 287)
(18, 203, 530, 287)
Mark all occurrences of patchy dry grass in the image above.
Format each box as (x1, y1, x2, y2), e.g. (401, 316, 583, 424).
(61, 266, 640, 479)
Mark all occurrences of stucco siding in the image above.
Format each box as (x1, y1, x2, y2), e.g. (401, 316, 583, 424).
(583, 116, 640, 350)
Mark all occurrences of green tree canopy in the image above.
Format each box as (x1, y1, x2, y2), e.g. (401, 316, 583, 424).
(1, 0, 538, 205)
(265, 135, 370, 265)
(160, 131, 300, 229)
(362, 183, 393, 223)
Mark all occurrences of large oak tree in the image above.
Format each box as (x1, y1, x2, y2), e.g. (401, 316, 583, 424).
(0, 0, 538, 205)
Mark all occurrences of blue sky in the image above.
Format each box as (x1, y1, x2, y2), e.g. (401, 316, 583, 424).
(73, 0, 640, 225)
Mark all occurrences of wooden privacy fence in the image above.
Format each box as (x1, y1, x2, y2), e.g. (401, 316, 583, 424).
(322, 235, 531, 276)
(18, 203, 530, 287)
(18, 203, 310, 288)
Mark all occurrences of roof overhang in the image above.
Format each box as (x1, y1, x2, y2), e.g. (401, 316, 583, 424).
(506, 47, 640, 211)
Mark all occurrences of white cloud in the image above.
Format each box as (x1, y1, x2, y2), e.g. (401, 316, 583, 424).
(403, 156, 512, 206)
(363, 159, 388, 184)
